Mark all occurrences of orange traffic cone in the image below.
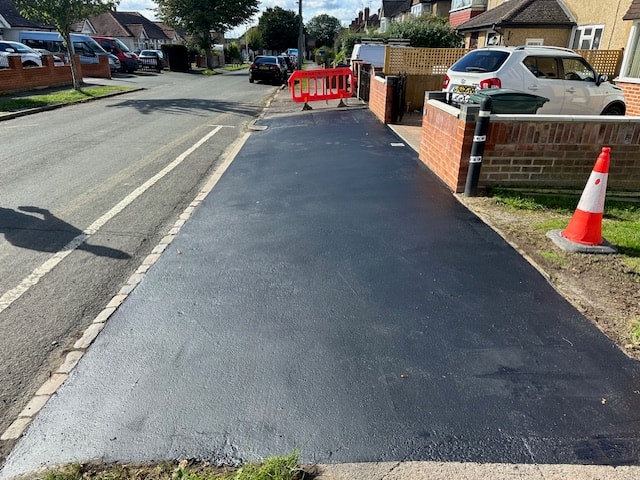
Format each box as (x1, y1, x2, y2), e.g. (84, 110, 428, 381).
(562, 147, 610, 245)
(546, 147, 617, 254)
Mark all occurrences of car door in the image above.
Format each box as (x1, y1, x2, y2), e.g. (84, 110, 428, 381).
(520, 55, 566, 114)
(559, 56, 602, 115)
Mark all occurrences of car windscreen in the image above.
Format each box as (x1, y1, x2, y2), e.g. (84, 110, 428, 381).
(255, 57, 276, 65)
(450, 50, 510, 73)
(114, 38, 131, 52)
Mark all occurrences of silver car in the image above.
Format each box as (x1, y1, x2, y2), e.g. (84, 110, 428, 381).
(442, 46, 625, 115)
(0, 40, 42, 67)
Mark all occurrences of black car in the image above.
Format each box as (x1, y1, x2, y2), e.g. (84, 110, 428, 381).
(249, 56, 287, 85)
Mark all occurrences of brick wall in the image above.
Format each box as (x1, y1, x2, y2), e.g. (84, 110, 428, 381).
(0, 56, 74, 93)
(0, 55, 110, 95)
(369, 75, 394, 124)
(419, 101, 475, 192)
(616, 81, 640, 116)
(419, 94, 640, 193)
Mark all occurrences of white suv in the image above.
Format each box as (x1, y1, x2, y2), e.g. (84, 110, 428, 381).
(442, 46, 625, 115)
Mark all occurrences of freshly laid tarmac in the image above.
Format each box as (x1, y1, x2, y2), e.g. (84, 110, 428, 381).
(2, 87, 640, 480)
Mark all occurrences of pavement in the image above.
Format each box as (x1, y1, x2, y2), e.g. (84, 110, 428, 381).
(2, 79, 640, 480)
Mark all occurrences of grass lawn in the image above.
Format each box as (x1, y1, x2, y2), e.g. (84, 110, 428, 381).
(0, 86, 135, 112)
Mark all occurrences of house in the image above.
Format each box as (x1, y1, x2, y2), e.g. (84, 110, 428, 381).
(454, 0, 576, 48)
(350, 8, 380, 32)
(454, 0, 634, 50)
(379, 0, 412, 32)
(449, 0, 488, 28)
(0, 0, 51, 41)
(616, 0, 640, 114)
(74, 10, 175, 52)
(379, 0, 453, 32)
(409, 0, 452, 18)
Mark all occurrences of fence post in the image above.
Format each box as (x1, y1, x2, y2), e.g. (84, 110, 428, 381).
(464, 97, 492, 197)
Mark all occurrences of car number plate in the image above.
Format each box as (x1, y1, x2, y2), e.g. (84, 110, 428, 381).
(450, 85, 476, 104)
(259, 65, 271, 70)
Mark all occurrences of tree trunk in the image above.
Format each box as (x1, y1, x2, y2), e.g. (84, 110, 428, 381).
(62, 31, 82, 90)
(204, 45, 214, 70)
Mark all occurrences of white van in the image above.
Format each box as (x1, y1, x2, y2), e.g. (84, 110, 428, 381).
(18, 31, 119, 72)
(350, 44, 386, 68)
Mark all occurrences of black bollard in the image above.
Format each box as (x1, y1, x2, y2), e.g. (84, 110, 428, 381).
(464, 97, 492, 197)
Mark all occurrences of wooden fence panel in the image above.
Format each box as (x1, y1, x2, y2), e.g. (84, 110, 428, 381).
(384, 47, 471, 75)
(575, 49, 623, 78)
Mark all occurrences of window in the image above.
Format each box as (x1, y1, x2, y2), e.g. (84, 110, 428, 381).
(571, 25, 603, 50)
(561, 57, 596, 82)
(451, 0, 487, 10)
(622, 21, 640, 78)
(523, 56, 559, 79)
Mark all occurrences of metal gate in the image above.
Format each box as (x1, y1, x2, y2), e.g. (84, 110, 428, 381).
(358, 68, 371, 102)
(391, 73, 408, 123)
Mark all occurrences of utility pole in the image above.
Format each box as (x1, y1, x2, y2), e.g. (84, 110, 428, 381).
(297, 0, 304, 69)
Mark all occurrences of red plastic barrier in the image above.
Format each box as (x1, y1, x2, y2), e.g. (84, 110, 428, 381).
(288, 67, 354, 104)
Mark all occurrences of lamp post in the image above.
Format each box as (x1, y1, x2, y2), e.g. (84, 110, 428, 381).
(297, 0, 304, 69)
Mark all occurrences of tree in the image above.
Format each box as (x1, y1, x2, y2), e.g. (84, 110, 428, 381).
(245, 26, 263, 58)
(306, 14, 342, 49)
(225, 42, 241, 64)
(157, 0, 259, 69)
(16, 0, 117, 90)
(386, 14, 462, 48)
(257, 7, 298, 53)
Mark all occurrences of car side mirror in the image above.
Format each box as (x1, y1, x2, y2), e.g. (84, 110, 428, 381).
(5, 47, 15, 53)
(596, 73, 608, 86)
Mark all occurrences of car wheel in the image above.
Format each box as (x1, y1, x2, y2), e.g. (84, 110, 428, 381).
(249, 74, 254, 83)
(23, 61, 38, 67)
(602, 104, 625, 115)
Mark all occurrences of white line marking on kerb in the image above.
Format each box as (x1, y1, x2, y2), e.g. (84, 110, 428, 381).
(0, 126, 225, 314)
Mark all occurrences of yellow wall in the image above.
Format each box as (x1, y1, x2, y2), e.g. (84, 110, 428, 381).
(480, 0, 632, 50)
(563, 0, 632, 49)
(502, 28, 572, 48)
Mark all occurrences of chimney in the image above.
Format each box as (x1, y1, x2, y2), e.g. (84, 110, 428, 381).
(358, 11, 363, 23)
(365, 7, 369, 21)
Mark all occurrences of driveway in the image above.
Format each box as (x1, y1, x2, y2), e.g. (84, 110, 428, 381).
(2, 97, 640, 478)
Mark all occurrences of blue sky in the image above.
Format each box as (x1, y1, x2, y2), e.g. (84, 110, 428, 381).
(117, 0, 376, 37)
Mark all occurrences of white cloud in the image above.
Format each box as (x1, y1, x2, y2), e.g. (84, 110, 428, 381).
(117, 0, 378, 37)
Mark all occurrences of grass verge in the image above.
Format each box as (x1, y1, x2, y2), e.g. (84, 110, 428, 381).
(37, 452, 311, 480)
(490, 187, 640, 265)
(0, 86, 135, 112)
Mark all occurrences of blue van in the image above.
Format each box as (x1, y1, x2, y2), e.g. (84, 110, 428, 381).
(18, 31, 120, 72)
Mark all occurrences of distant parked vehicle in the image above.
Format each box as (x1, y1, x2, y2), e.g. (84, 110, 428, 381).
(0, 40, 42, 67)
(92, 36, 138, 73)
(279, 54, 294, 73)
(18, 31, 117, 73)
(32, 48, 65, 66)
(138, 49, 163, 72)
(249, 56, 288, 85)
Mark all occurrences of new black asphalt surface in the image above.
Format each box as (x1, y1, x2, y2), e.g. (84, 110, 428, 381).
(2, 93, 640, 477)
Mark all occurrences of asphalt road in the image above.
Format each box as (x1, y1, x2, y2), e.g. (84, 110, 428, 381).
(0, 69, 277, 461)
(2, 97, 640, 478)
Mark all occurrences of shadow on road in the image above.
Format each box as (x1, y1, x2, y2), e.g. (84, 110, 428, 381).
(0, 206, 130, 259)
(105, 97, 264, 117)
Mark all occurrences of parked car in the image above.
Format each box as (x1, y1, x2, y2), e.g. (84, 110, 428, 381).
(249, 55, 288, 85)
(279, 53, 295, 72)
(18, 31, 119, 73)
(92, 36, 138, 73)
(0, 40, 42, 67)
(138, 49, 163, 72)
(32, 48, 65, 66)
(442, 45, 626, 115)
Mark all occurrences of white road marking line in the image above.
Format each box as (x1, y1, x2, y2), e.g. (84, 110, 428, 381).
(0, 126, 227, 315)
